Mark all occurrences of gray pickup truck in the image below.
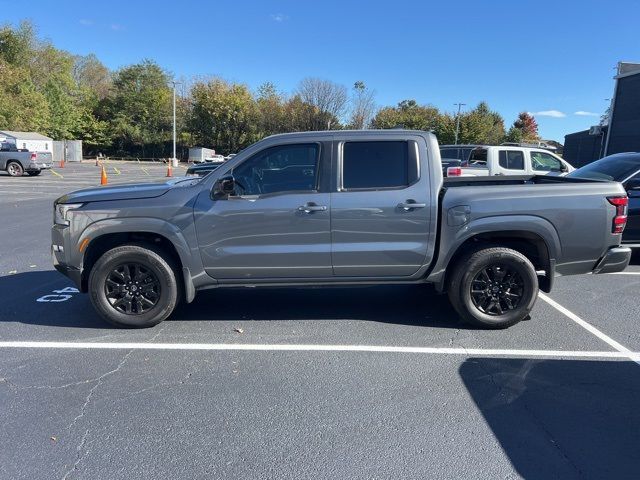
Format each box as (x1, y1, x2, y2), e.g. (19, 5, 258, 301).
(1, 142, 53, 176)
(52, 130, 631, 329)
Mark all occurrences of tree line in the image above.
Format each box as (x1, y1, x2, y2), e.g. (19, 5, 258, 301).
(0, 21, 540, 158)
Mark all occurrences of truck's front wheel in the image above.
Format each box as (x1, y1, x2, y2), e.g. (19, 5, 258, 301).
(88, 245, 179, 328)
(448, 247, 538, 329)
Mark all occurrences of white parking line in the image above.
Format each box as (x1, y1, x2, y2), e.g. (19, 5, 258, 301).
(539, 293, 640, 366)
(0, 341, 637, 360)
(607, 272, 640, 275)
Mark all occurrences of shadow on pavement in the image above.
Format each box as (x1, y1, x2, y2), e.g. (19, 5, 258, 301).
(630, 248, 640, 265)
(172, 284, 467, 329)
(459, 358, 640, 479)
(0, 271, 467, 330)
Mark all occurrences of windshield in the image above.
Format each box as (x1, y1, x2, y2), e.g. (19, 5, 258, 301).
(567, 153, 640, 181)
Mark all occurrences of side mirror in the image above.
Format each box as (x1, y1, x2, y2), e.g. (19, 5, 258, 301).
(212, 175, 236, 199)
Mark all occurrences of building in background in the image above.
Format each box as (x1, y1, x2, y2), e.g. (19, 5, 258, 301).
(604, 62, 640, 156)
(0, 131, 53, 152)
(564, 62, 640, 166)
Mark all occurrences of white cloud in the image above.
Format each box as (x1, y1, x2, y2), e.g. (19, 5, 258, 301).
(270, 13, 289, 22)
(79, 19, 93, 26)
(110, 24, 124, 31)
(574, 111, 599, 117)
(530, 110, 567, 118)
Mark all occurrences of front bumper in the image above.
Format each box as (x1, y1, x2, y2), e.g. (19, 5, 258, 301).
(52, 224, 83, 289)
(592, 246, 632, 274)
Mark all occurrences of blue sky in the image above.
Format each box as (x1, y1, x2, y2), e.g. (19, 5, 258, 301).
(3, 0, 638, 141)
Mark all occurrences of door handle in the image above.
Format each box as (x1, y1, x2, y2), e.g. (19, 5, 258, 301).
(298, 203, 327, 214)
(397, 200, 426, 211)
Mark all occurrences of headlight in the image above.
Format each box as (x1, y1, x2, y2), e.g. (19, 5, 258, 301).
(54, 203, 83, 226)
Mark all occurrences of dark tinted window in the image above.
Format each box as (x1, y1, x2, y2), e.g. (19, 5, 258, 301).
(440, 147, 459, 160)
(343, 141, 414, 189)
(232, 143, 319, 195)
(498, 150, 525, 170)
(567, 153, 640, 181)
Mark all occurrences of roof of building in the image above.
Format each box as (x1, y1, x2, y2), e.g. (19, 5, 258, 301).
(0, 130, 53, 141)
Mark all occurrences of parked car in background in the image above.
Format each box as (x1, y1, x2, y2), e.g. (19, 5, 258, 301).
(0, 142, 53, 176)
(440, 145, 574, 177)
(567, 152, 640, 247)
(52, 130, 630, 330)
(186, 161, 225, 177)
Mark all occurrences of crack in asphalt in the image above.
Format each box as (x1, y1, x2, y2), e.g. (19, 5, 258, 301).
(61, 429, 90, 480)
(59, 325, 166, 478)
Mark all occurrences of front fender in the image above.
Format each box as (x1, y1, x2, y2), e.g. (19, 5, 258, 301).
(76, 217, 207, 302)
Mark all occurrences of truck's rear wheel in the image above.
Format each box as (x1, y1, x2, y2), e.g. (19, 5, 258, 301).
(6, 161, 24, 177)
(88, 244, 178, 328)
(448, 247, 538, 329)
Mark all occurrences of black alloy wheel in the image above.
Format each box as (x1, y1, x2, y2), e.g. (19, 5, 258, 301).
(105, 262, 161, 314)
(469, 264, 525, 316)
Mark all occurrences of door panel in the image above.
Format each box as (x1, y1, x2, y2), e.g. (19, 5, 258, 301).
(194, 192, 331, 279)
(330, 139, 431, 277)
(193, 141, 332, 280)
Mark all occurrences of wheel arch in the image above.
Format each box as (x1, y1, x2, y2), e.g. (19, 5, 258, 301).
(430, 215, 561, 294)
(77, 219, 199, 302)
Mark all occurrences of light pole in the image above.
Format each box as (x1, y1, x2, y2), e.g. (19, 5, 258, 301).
(454, 102, 466, 145)
(171, 81, 182, 167)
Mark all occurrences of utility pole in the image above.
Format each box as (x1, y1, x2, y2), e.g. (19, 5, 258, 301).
(171, 81, 182, 167)
(454, 102, 466, 145)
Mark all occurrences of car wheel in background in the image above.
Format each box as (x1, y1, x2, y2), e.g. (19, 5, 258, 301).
(6, 161, 24, 177)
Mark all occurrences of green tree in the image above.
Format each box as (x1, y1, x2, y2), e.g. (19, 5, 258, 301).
(371, 99, 441, 131)
(105, 60, 172, 157)
(437, 102, 505, 145)
(189, 78, 259, 154)
(0, 60, 49, 131)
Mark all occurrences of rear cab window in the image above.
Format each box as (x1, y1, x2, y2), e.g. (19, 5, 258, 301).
(467, 148, 488, 167)
(341, 141, 418, 190)
(498, 150, 525, 170)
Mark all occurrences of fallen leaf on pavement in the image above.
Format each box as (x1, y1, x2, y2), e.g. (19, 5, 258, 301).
(233, 327, 244, 334)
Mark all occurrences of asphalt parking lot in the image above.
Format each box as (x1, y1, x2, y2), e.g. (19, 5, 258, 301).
(1, 162, 639, 479)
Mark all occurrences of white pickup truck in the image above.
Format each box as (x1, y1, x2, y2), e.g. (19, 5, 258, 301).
(440, 144, 574, 177)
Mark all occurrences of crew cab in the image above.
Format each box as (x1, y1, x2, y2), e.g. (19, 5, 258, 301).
(52, 130, 630, 329)
(440, 144, 574, 177)
(1, 142, 53, 176)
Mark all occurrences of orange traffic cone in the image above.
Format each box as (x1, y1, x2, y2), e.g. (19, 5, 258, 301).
(100, 165, 108, 185)
(166, 163, 173, 177)
(59, 158, 65, 168)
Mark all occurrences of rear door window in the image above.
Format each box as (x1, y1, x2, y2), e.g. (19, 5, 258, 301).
(498, 150, 525, 170)
(342, 141, 417, 190)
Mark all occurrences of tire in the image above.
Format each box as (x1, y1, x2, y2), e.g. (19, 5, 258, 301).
(88, 244, 179, 328)
(6, 161, 24, 177)
(26, 170, 41, 176)
(447, 247, 538, 329)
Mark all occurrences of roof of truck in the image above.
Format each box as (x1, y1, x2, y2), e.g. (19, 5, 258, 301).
(265, 129, 433, 140)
